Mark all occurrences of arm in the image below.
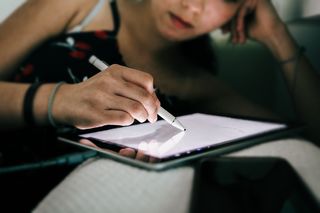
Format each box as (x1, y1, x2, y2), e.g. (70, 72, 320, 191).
(234, 0, 320, 142)
(0, 0, 83, 129)
(0, 0, 160, 130)
(265, 24, 320, 142)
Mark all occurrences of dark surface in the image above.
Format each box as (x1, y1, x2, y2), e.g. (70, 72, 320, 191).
(0, 164, 77, 212)
(0, 127, 81, 212)
(191, 157, 319, 213)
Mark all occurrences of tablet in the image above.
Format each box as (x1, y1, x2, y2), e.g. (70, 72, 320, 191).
(58, 113, 302, 170)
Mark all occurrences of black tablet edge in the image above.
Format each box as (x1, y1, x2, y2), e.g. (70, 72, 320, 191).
(58, 124, 304, 171)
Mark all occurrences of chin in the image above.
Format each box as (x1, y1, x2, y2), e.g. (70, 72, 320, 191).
(160, 30, 196, 42)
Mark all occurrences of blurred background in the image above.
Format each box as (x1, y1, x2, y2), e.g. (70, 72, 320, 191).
(210, 0, 320, 121)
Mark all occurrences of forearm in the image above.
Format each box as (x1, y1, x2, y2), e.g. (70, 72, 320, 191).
(264, 24, 320, 141)
(0, 82, 55, 129)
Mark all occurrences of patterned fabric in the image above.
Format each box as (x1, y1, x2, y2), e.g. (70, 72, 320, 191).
(13, 30, 122, 84)
(12, 1, 121, 84)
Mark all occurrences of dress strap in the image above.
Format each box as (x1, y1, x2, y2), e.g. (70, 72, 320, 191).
(69, 0, 106, 33)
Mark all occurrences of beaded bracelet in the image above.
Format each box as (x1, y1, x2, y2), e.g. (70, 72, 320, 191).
(23, 82, 42, 126)
(279, 46, 305, 65)
(48, 82, 65, 128)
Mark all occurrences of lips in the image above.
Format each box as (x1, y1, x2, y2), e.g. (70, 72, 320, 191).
(169, 12, 193, 29)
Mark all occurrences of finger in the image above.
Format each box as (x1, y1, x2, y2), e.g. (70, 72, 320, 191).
(101, 110, 135, 126)
(136, 149, 149, 162)
(150, 92, 160, 123)
(119, 148, 136, 158)
(76, 110, 134, 129)
(79, 139, 98, 148)
(106, 95, 149, 123)
(114, 81, 160, 123)
(236, 4, 248, 44)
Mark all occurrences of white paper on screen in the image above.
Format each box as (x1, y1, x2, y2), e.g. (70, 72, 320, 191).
(80, 113, 287, 158)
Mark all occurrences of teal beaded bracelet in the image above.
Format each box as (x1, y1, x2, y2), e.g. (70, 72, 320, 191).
(48, 82, 65, 128)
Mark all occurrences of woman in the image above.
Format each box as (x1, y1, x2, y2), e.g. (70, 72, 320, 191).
(1, 1, 319, 212)
(0, 0, 319, 141)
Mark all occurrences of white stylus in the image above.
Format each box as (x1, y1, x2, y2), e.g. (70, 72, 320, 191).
(88, 55, 186, 131)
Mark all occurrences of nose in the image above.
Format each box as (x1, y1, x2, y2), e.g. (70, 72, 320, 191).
(181, 0, 204, 15)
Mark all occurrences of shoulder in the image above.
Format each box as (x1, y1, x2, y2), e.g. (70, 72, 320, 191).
(22, 0, 98, 32)
(24, 0, 87, 13)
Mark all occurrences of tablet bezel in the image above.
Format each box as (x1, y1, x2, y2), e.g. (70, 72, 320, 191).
(57, 114, 303, 171)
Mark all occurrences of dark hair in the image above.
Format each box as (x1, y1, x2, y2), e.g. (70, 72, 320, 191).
(179, 34, 217, 74)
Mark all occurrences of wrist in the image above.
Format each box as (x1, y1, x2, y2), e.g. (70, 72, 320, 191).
(47, 82, 65, 128)
(34, 82, 69, 127)
(50, 83, 75, 127)
(263, 23, 299, 61)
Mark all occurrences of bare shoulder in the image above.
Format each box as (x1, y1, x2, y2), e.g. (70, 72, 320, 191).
(66, 0, 114, 32)
(0, 0, 95, 76)
(23, 0, 86, 15)
(28, 0, 116, 32)
(19, 0, 96, 32)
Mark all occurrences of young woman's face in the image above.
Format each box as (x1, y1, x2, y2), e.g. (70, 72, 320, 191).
(150, 0, 242, 41)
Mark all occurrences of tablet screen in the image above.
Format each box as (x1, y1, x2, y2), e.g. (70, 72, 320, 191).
(60, 113, 289, 165)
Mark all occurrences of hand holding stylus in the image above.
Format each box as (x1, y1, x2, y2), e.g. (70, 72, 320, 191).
(89, 55, 186, 131)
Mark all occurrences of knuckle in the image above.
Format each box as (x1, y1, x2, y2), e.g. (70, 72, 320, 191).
(144, 96, 157, 110)
(129, 102, 144, 114)
(139, 90, 151, 101)
(143, 92, 157, 106)
(109, 64, 121, 70)
(112, 64, 127, 76)
(108, 64, 122, 76)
